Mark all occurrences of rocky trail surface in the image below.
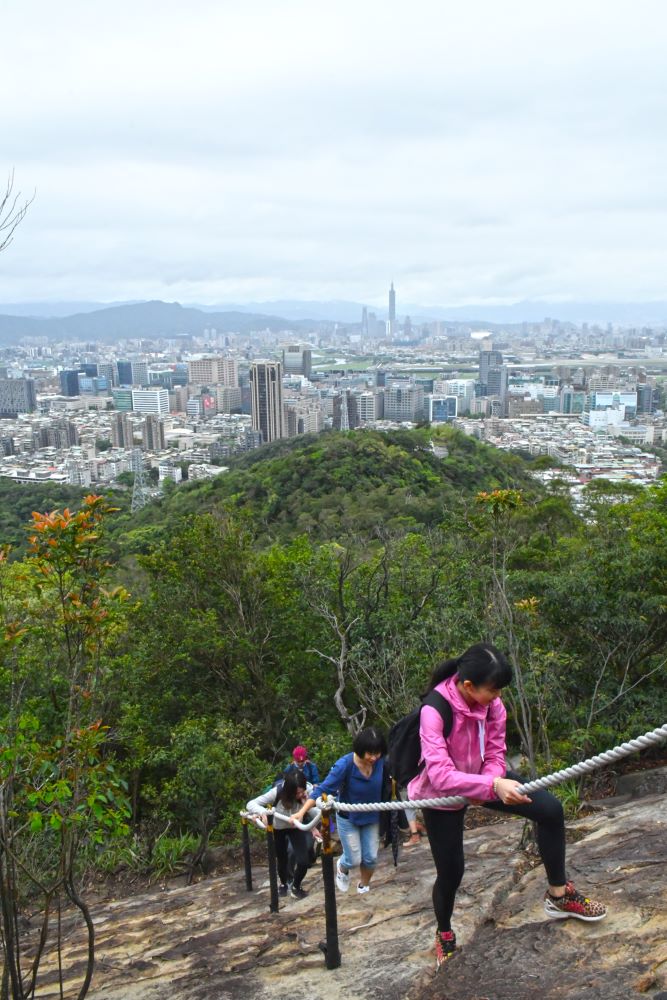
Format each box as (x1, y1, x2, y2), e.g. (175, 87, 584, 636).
(33, 777, 667, 1000)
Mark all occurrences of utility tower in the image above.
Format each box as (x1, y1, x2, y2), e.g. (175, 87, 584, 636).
(130, 448, 150, 513)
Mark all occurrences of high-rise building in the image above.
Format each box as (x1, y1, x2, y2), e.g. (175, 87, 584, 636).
(284, 402, 323, 437)
(384, 383, 424, 422)
(142, 415, 166, 452)
(215, 385, 242, 413)
(637, 384, 655, 415)
(357, 391, 379, 424)
(116, 361, 133, 385)
(59, 370, 81, 396)
(250, 361, 285, 443)
(427, 395, 457, 422)
(111, 413, 136, 448)
(187, 357, 238, 386)
(282, 345, 312, 378)
(97, 362, 116, 387)
(486, 365, 508, 405)
(131, 388, 170, 415)
(0, 378, 37, 417)
(388, 282, 396, 338)
(479, 350, 503, 391)
(112, 388, 134, 411)
(131, 362, 149, 387)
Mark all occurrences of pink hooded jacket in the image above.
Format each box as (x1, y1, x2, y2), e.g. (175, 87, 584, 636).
(407, 673, 507, 809)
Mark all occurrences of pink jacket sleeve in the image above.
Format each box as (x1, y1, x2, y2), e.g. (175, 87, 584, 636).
(480, 697, 507, 778)
(419, 705, 497, 800)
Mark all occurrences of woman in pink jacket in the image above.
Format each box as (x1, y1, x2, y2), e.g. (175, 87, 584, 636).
(409, 642, 607, 971)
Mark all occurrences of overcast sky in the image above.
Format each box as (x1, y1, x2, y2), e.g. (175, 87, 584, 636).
(2, 0, 667, 309)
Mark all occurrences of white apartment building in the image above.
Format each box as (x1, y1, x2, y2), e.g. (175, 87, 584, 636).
(131, 389, 170, 415)
(357, 391, 379, 424)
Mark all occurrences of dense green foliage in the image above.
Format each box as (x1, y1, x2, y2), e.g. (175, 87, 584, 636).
(0, 479, 87, 553)
(2, 427, 666, 895)
(109, 426, 540, 554)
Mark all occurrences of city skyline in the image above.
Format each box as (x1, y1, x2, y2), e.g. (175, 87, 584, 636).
(3, 2, 667, 307)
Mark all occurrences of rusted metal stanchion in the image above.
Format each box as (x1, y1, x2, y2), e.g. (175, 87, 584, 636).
(265, 811, 280, 913)
(241, 816, 253, 891)
(318, 795, 341, 969)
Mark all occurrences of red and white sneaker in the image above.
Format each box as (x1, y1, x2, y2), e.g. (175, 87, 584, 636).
(435, 929, 456, 970)
(544, 881, 607, 922)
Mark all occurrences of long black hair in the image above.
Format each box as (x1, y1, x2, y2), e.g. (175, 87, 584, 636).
(276, 770, 307, 808)
(427, 642, 512, 692)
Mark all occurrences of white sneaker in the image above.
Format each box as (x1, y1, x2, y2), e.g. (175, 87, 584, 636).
(357, 883, 370, 895)
(335, 860, 350, 892)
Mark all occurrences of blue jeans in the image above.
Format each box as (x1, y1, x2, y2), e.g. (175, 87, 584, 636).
(337, 816, 380, 871)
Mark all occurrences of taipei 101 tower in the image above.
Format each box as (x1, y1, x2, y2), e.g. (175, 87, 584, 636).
(388, 281, 396, 338)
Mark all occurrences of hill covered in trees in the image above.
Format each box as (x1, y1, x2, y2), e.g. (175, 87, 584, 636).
(112, 425, 542, 554)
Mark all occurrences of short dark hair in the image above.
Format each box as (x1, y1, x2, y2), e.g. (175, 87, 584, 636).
(352, 726, 387, 757)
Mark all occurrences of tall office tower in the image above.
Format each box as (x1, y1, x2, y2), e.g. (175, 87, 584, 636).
(116, 361, 133, 385)
(388, 282, 396, 338)
(60, 370, 81, 396)
(282, 345, 312, 378)
(250, 361, 285, 443)
(96, 362, 115, 387)
(636, 383, 655, 415)
(111, 413, 136, 448)
(486, 365, 508, 404)
(142, 415, 166, 452)
(479, 350, 504, 390)
(131, 388, 170, 415)
(361, 307, 369, 336)
(131, 361, 150, 386)
(79, 363, 98, 377)
(0, 378, 37, 417)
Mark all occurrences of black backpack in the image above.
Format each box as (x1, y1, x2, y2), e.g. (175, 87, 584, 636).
(388, 690, 453, 786)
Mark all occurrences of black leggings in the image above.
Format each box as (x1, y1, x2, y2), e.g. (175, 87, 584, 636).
(422, 770, 566, 932)
(273, 828, 313, 889)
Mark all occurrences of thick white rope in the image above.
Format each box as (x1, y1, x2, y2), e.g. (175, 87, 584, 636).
(240, 808, 322, 831)
(316, 722, 667, 813)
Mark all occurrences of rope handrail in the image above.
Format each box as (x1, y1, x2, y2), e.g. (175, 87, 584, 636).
(240, 807, 322, 831)
(315, 722, 667, 813)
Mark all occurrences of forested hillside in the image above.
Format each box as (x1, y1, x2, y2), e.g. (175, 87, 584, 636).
(111, 425, 541, 553)
(1, 427, 666, 943)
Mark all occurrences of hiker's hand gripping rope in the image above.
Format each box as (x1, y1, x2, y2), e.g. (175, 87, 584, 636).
(240, 808, 322, 831)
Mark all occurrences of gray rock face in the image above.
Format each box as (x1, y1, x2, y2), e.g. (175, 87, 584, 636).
(33, 792, 666, 999)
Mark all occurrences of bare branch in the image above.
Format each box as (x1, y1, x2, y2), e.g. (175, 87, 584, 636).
(0, 170, 34, 254)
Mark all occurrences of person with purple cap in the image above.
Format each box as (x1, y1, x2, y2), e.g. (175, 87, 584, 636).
(284, 745, 320, 786)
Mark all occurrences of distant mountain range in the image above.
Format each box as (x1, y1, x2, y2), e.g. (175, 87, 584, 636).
(0, 300, 319, 344)
(1, 298, 667, 342)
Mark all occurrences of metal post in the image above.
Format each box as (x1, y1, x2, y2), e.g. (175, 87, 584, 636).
(265, 813, 280, 913)
(242, 818, 253, 891)
(318, 796, 341, 969)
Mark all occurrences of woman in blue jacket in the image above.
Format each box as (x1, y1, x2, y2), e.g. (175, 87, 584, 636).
(292, 727, 387, 895)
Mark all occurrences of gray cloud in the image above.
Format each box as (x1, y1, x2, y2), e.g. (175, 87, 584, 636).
(2, 0, 667, 308)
